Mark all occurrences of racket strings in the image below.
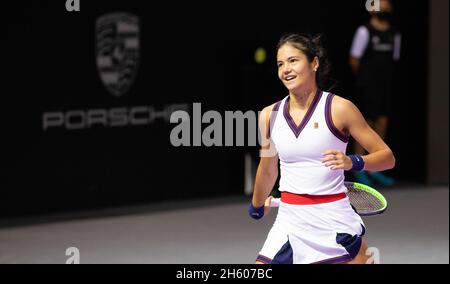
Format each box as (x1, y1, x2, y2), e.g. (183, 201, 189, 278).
(346, 187, 384, 214)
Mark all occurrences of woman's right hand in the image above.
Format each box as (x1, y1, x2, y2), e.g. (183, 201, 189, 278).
(264, 196, 273, 216)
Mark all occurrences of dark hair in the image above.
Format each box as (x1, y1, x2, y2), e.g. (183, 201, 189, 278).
(277, 33, 337, 91)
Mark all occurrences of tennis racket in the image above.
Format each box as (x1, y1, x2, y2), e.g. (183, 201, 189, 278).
(269, 182, 388, 216)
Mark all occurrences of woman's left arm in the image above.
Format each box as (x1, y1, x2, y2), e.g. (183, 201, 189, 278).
(322, 97, 396, 172)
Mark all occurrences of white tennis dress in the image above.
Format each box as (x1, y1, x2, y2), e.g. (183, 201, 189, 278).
(257, 91, 366, 264)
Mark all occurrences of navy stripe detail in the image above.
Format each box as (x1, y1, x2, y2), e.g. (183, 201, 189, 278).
(268, 100, 282, 138)
(256, 255, 272, 264)
(325, 94, 350, 143)
(273, 100, 282, 112)
(313, 254, 353, 264)
(336, 232, 363, 259)
(271, 240, 293, 264)
(283, 90, 323, 138)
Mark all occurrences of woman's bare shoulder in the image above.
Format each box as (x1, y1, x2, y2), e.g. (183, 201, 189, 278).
(261, 102, 279, 114)
(259, 101, 282, 130)
(330, 94, 365, 126)
(330, 95, 359, 114)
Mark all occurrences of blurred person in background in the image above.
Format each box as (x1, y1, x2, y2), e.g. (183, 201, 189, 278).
(349, 0, 401, 187)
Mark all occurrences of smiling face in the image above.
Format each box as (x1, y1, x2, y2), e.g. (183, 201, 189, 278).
(277, 43, 318, 94)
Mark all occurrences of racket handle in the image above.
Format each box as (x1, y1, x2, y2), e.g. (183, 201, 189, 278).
(270, 198, 281, 207)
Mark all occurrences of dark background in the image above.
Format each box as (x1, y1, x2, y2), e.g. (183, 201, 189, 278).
(3, 0, 429, 217)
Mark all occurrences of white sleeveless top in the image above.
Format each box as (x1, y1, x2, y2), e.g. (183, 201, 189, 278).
(269, 91, 350, 195)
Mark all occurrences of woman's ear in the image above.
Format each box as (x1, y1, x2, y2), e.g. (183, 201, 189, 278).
(313, 56, 319, 72)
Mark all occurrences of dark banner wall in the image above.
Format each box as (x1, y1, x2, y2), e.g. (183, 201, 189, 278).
(428, 0, 449, 184)
(3, 0, 429, 217)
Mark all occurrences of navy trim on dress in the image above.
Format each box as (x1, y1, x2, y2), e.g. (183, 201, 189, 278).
(268, 100, 282, 138)
(256, 254, 272, 264)
(325, 94, 350, 143)
(283, 90, 323, 138)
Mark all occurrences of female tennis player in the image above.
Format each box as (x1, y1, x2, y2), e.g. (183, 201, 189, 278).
(248, 33, 396, 264)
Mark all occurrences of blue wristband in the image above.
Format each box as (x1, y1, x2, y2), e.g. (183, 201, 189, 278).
(248, 203, 265, 220)
(349, 155, 365, 172)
